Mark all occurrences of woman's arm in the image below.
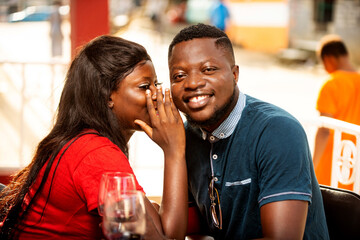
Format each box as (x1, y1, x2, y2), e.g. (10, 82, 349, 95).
(135, 86, 187, 239)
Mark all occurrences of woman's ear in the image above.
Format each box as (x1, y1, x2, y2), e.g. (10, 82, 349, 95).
(108, 101, 114, 109)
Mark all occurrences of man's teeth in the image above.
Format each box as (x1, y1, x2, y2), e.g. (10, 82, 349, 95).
(189, 95, 207, 103)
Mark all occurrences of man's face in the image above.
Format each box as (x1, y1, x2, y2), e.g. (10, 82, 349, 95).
(169, 38, 239, 131)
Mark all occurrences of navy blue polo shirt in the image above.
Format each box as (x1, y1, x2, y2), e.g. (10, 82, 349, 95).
(185, 94, 329, 239)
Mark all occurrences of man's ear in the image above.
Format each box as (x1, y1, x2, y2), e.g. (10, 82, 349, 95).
(322, 55, 338, 73)
(232, 65, 239, 84)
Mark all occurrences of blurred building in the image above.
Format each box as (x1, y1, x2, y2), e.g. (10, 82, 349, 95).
(288, 0, 360, 65)
(225, 0, 289, 53)
(186, 0, 360, 65)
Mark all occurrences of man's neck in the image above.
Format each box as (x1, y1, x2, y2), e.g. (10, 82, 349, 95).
(336, 56, 356, 72)
(203, 89, 240, 133)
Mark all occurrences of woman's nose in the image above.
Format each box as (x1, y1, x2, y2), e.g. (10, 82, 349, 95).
(150, 85, 157, 101)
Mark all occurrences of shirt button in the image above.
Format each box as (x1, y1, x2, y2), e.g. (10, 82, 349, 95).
(214, 177, 218, 182)
(212, 154, 218, 160)
(219, 133, 225, 138)
(209, 136, 215, 141)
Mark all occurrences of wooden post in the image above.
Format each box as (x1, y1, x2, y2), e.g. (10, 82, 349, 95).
(70, 0, 109, 58)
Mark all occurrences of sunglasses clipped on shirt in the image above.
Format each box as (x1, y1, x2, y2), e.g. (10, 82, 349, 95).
(208, 176, 222, 229)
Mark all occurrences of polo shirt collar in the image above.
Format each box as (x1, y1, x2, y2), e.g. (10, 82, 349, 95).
(201, 91, 246, 141)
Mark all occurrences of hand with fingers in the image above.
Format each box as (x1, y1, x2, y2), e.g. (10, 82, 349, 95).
(135, 86, 185, 157)
(135, 85, 188, 239)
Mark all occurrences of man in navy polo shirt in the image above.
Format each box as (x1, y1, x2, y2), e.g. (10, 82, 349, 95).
(168, 23, 329, 239)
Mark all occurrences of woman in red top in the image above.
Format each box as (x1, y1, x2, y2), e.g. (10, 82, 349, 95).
(0, 36, 187, 239)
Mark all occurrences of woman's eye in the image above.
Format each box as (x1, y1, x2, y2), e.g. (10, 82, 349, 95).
(139, 82, 162, 90)
(139, 84, 150, 90)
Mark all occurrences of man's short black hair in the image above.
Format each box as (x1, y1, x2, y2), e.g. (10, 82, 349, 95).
(318, 35, 348, 60)
(168, 23, 235, 62)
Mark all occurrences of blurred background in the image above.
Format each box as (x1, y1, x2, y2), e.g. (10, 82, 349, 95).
(0, 0, 359, 197)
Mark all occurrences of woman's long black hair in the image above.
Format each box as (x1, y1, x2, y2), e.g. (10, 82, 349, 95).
(0, 35, 151, 238)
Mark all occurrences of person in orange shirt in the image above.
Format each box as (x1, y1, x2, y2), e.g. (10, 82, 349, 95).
(313, 34, 360, 190)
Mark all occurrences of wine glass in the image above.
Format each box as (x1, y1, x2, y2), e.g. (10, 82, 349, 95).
(102, 190, 146, 240)
(98, 172, 136, 216)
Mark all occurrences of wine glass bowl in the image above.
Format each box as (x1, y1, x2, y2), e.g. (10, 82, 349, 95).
(98, 172, 136, 216)
(102, 190, 146, 240)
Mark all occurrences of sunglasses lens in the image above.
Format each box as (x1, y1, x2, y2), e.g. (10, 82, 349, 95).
(211, 205, 220, 227)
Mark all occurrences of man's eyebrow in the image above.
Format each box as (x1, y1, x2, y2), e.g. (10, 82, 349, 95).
(169, 66, 184, 71)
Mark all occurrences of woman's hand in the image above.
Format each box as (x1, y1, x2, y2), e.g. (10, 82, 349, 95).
(135, 86, 185, 157)
(135, 86, 188, 239)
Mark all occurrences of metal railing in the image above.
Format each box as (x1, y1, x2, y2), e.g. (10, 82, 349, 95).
(0, 59, 69, 168)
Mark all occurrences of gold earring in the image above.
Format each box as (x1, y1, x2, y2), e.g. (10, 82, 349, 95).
(108, 102, 114, 108)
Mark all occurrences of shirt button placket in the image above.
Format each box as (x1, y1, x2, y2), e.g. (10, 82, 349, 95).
(209, 135, 220, 184)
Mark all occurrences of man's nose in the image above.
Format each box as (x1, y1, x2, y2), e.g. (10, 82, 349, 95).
(184, 72, 206, 90)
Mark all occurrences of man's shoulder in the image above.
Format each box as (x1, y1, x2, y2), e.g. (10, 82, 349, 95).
(329, 70, 360, 82)
(241, 95, 304, 139)
(321, 71, 360, 91)
(244, 95, 297, 122)
(245, 94, 281, 111)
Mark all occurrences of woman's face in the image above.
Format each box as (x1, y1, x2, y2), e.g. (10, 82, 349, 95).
(110, 60, 159, 132)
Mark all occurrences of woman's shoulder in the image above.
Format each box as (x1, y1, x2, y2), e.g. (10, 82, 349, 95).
(73, 130, 115, 148)
(64, 130, 129, 173)
(67, 130, 126, 161)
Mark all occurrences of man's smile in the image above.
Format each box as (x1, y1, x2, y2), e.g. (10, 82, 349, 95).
(185, 94, 212, 109)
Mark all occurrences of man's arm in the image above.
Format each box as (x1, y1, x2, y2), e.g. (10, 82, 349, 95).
(254, 116, 315, 239)
(313, 113, 334, 168)
(257, 200, 308, 240)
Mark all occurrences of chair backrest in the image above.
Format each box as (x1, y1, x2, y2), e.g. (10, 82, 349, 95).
(320, 184, 360, 239)
(317, 116, 360, 194)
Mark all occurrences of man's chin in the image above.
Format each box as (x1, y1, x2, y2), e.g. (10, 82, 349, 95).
(184, 89, 237, 130)
(185, 114, 219, 130)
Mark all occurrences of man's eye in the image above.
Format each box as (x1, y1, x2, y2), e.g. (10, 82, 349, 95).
(204, 67, 216, 73)
(172, 73, 185, 82)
